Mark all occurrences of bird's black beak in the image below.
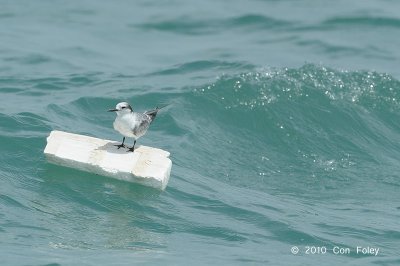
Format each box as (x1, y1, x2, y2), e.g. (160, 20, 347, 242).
(108, 109, 118, 112)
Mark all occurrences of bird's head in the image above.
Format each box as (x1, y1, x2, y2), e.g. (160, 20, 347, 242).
(108, 102, 132, 115)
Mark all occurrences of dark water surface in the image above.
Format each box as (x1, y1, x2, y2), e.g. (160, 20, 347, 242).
(1, 1, 400, 265)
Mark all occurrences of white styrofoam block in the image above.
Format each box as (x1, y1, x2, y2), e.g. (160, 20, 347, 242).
(44, 130, 172, 190)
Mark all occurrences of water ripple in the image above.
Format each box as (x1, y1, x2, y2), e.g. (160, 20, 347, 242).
(134, 14, 292, 35)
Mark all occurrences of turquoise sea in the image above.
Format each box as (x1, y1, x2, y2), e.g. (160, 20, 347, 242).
(1, 1, 400, 265)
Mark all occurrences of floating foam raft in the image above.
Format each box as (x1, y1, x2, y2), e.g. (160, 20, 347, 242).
(44, 130, 172, 190)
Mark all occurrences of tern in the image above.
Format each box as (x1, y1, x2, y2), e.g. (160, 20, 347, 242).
(108, 102, 164, 152)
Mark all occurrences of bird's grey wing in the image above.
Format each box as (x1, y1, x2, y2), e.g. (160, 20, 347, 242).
(132, 113, 151, 135)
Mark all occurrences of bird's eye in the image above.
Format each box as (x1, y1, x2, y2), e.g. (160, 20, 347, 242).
(121, 106, 126, 109)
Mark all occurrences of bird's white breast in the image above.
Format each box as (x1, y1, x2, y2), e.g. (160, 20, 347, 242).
(113, 113, 137, 138)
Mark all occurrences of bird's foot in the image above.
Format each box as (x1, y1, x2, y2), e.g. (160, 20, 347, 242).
(114, 143, 126, 149)
(127, 147, 135, 152)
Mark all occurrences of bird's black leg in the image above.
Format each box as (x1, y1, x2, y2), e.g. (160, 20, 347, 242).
(127, 140, 136, 152)
(115, 137, 126, 149)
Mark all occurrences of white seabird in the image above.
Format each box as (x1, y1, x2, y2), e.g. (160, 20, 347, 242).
(108, 102, 164, 152)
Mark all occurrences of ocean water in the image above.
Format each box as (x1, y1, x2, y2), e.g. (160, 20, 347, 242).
(1, 0, 400, 265)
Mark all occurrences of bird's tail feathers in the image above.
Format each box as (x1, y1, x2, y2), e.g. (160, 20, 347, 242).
(145, 103, 170, 122)
(155, 103, 170, 110)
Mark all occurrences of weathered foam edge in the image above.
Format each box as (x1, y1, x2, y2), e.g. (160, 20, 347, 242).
(45, 153, 165, 189)
(44, 130, 172, 190)
(132, 157, 172, 190)
(162, 159, 172, 190)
